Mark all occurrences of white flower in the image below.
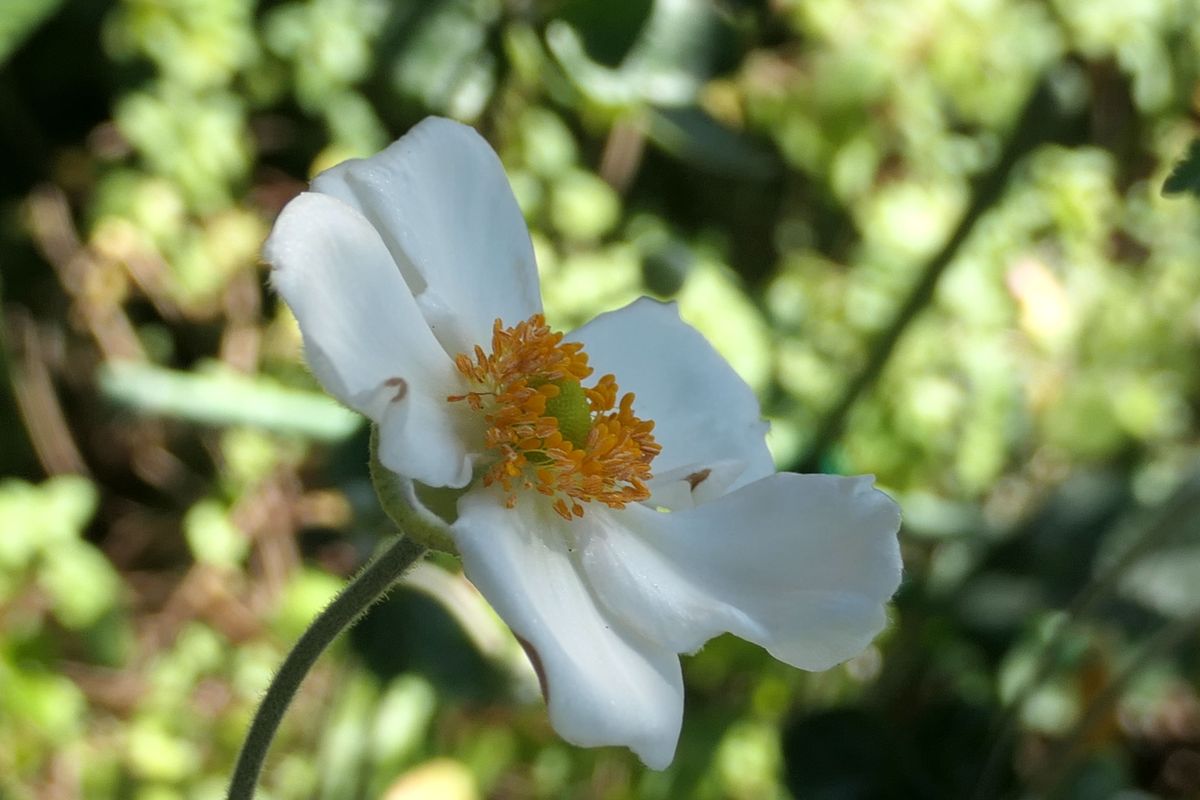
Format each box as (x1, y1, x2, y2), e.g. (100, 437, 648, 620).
(265, 117, 902, 769)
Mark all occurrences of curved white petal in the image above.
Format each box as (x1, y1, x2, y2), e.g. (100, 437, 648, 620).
(266, 192, 473, 488)
(453, 490, 683, 769)
(579, 473, 902, 671)
(311, 117, 541, 356)
(569, 298, 774, 494)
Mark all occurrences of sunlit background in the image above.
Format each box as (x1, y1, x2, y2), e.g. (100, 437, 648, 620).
(3, 0, 1200, 797)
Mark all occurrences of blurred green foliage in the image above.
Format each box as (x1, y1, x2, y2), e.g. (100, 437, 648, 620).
(3, 0, 1200, 798)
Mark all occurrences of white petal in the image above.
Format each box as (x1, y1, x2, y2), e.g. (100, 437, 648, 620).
(265, 192, 473, 487)
(579, 474, 902, 671)
(312, 117, 541, 356)
(453, 490, 683, 769)
(569, 298, 774, 493)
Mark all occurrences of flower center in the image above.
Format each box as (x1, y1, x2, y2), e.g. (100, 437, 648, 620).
(448, 314, 660, 520)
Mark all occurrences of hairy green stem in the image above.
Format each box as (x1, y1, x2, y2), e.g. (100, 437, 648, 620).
(226, 534, 427, 800)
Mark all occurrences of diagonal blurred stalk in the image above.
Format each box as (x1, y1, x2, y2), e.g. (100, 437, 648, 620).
(795, 76, 1085, 474)
(226, 534, 427, 800)
(1038, 610, 1200, 796)
(970, 470, 1200, 799)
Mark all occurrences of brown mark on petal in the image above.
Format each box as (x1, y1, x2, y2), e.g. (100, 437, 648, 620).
(685, 468, 711, 491)
(384, 376, 407, 402)
(515, 634, 549, 703)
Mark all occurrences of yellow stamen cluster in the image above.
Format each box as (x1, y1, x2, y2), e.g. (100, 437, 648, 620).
(448, 314, 660, 520)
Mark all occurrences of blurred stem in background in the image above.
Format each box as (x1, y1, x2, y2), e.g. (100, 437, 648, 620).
(973, 471, 1200, 798)
(796, 76, 1085, 474)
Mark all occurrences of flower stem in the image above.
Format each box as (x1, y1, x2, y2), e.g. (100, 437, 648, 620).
(226, 534, 427, 800)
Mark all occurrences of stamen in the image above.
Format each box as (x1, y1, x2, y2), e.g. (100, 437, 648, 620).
(448, 314, 660, 520)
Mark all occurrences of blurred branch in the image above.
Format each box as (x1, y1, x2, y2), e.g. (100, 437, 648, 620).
(795, 77, 1084, 474)
(218, 269, 264, 374)
(5, 307, 89, 476)
(25, 184, 145, 361)
(1038, 610, 1200, 796)
(971, 469, 1200, 799)
(598, 117, 647, 193)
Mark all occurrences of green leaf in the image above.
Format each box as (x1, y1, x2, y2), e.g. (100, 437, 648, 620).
(38, 542, 121, 629)
(647, 107, 778, 180)
(127, 720, 200, 783)
(98, 361, 360, 441)
(1162, 138, 1200, 197)
(0, 0, 64, 66)
(555, 0, 653, 66)
(0, 476, 97, 569)
(0, 656, 86, 738)
(184, 499, 248, 568)
(550, 169, 621, 240)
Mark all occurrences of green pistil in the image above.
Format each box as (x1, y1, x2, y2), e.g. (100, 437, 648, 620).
(544, 379, 591, 448)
